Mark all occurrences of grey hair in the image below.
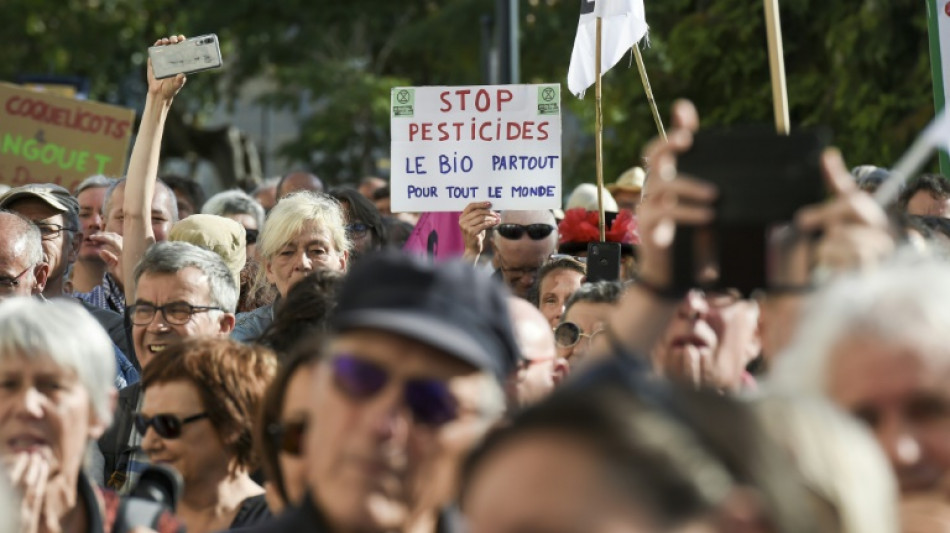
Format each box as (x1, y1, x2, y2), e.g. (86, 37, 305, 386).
(771, 253, 950, 396)
(251, 177, 280, 197)
(563, 280, 624, 318)
(103, 178, 179, 222)
(201, 189, 265, 230)
(133, 241, 238, 313)
(74, 174, 116, 196)
(0, 210, 43, 266)
(0, 298, 116, 426)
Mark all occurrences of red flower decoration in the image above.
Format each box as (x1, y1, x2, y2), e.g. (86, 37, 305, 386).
(558, 208, 639, 245)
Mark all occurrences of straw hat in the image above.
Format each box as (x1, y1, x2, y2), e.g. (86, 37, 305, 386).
(607, 166, 646, 195)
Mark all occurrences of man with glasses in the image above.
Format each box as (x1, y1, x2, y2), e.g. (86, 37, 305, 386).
(459, 202, 558, 299)
(245, 251, 518, 533)
(0, 184, 80, 298)
(0, 210, 48, 300)
(99, 240, 238, 493)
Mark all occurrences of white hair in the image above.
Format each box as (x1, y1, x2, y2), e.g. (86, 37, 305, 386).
(771, 253, 950, 395)
(0, 298, 115, 426)
(201, 188, 266, 230)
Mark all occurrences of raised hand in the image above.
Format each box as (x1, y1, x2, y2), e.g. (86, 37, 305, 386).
(147, 35, 188, 103)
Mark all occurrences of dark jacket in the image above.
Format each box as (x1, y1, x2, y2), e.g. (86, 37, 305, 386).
(234, 494, 464, 533)
(99, 382, 141, 490)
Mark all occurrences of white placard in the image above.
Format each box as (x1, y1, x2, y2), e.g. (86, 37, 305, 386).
(390, 84, 562, 212)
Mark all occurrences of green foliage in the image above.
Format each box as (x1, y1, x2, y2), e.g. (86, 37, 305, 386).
(0, 0, 937, 185)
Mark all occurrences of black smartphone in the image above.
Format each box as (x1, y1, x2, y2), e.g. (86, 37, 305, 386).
(586, 242, 621, 283)
(673, 127, 830, 295)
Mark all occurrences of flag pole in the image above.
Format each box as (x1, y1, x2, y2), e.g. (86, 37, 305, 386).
(633, 44, 666, 142)
(764, 0, 790, 134)
(595, 16, 606, 242)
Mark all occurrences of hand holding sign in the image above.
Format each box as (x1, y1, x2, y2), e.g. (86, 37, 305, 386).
(459, 201, 500, 260)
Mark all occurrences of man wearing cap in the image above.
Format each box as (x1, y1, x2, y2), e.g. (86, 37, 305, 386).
(0, 184, 81, 298)
(607, 166, 646, 214)
(243, 251, 517, 533)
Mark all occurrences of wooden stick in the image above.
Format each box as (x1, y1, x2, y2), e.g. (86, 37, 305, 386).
(763, 0, 790, 134)
(595, 16, 606, 242)
(633, 44, 666, 142)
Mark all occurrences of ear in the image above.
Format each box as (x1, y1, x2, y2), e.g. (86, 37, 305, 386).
(551, 357, 570, 386)
(264, 259, 277, 286)
(745, 301, 763, 361)
(339, 250, 349, 272)
(219, 312, 237, 335)
(89, 387, 118, 440)
(33, 262, 50, 294)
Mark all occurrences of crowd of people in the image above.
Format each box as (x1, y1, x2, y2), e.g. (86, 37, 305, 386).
(3, 35, 950, 533)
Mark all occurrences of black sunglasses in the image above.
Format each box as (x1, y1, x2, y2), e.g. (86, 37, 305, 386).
(134, 412, 209, 439)
(496, 223, 555, 240)
(330, 355, 458, 427)
(246, 228, 259, 245)
(267, 419, 306, 456)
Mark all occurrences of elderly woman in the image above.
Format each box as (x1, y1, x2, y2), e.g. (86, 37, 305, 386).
(231, 191, 350, 342)
(0, 298, 179, 532)
(201, 188, 266, 261)
(139, 337, 277, 531)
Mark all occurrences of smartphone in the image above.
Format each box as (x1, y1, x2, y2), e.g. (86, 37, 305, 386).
(148, 34, 223, 80)
(673, 127, 830, 295)
(586, 242, 621, 283)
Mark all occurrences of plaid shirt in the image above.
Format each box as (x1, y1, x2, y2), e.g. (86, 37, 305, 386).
(75, 273, 126, 314)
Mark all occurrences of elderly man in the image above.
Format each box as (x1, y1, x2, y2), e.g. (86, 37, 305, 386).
(508, 297, 565, 407)
(244, 251, 518, 533)
(99, 241, 237, 492)
(74, 177, 178, 313)
(460, 202, 558, 299)
(0, 211, 48, 300)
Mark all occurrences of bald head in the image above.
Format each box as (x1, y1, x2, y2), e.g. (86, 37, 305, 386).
(492, 210, 558, 299)
(0, 211, 47, 298)
(509, 296, 562, 406)
(278, 172, 324, 199)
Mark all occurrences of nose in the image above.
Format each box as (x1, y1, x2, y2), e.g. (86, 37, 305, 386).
(294, 250, 313, 272)
(367, 385, 411, 445)
(877, 414, 922, 469)
(679, 290, 710, 320)
(140, 425, 164, 456)
(145, 310, 171, 332)
(13, 386, 45, 419)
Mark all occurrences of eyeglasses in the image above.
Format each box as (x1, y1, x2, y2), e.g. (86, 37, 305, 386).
(330, 354, 458, 427)
(0, 264, 35, 290)
(495, 253, 541, 280)
(496, 223, 555, 240)
(245, 228, 259, 245)
(267, 419, 306, 456)
(127, 302, 224, 326)
(134, 412, 209, 439)
(547, 253, 587, 264)
(554, 321, 603, 349)
(35, 222, 77, 240)
(689, 288, 743, 309)
(346, 222, 370, 237)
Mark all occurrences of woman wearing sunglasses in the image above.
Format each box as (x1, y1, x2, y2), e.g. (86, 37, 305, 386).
(329, 187, 387, 263)
(254, 351, 319, 514)
(554, 281, 624, 367)
(139, 337, 277, 532)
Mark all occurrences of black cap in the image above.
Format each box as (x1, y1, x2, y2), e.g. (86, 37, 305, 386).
(332, 251, 519, 383)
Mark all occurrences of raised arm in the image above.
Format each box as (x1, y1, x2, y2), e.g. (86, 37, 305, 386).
(122, 35, 187, 302)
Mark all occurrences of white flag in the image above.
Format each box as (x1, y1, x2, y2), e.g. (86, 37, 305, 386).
(567, 0, 649, 97)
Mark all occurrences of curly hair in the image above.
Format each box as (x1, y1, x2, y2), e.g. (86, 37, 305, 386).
(142, 337, 278, 472)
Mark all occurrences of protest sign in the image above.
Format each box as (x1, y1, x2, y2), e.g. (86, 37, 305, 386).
(0, 83, 134, 191)
(390, 84, 562, 212)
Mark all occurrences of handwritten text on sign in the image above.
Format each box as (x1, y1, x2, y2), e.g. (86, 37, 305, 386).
(0, 83, 134, 192)
(391, 84, 562, 212)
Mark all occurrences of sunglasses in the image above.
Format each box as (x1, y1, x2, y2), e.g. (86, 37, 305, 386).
(267, 419, 306, 456)
(496, 223, 555, 240)
(346, 222, 370, 237)
(134, 412, 209, 439)
(330, 355, 458, 427)
(245, 228, 259, 245)
(553, 322, 603, 349)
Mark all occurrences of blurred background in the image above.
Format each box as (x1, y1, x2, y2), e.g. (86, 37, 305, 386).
(0, 0, 934, 194)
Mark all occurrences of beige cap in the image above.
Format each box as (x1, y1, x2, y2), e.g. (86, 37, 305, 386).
(565, 183, 618, 212)
(169, 214, 246, 288)
(0, 183, 78, 214)
(607, 166, 646, 195)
